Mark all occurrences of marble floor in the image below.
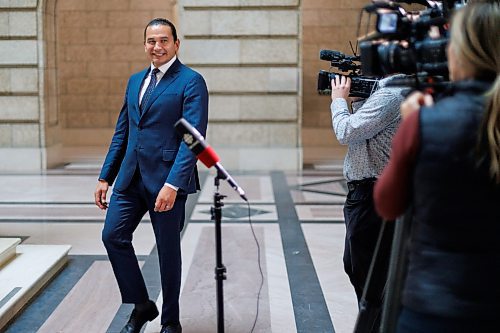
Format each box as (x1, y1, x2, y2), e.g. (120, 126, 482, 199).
(0, 165, 358, 333)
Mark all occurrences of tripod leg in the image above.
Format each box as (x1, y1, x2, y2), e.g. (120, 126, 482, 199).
(354, 220, 393, 333)
(380, 209, 413, 333)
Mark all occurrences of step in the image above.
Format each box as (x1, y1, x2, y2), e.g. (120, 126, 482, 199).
(0, 238, 21, 268)
(0, 244, 71, 330)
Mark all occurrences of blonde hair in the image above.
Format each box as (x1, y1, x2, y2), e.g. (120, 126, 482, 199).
(451, 2, 500, 183)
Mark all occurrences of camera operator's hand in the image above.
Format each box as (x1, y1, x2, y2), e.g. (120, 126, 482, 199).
(401, 91, 434, 119)
(331, 75, 351, 101)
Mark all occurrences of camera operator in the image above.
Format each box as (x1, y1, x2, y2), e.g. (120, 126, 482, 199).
(374, 2, 500, 332)
(330, 72, 407, 329)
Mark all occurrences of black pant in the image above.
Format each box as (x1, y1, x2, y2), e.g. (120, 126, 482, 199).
(343, 179, 394, 305)
(102, 169, 186, 325)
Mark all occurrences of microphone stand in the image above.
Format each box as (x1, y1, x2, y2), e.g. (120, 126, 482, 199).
(211, 170, 227, 333)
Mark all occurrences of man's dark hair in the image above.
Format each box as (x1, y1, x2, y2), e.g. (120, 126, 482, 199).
(144, 18, 177, 42)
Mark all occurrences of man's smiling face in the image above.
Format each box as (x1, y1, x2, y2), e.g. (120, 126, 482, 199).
(144, 24, 179, 67)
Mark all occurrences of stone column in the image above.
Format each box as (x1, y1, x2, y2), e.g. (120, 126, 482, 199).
(178, 0, 302, 170)
(0, 0, 61, 172)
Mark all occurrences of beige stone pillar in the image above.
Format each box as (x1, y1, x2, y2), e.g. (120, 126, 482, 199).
(0, 0, 61, 172)
(178, 0, 302, 170)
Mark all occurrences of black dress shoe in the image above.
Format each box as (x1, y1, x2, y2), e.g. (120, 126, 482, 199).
(120, 300, 159, 333)
(160, 323, 182, 333)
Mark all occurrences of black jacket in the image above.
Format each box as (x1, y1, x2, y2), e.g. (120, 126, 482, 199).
(403, 80, 500, 319)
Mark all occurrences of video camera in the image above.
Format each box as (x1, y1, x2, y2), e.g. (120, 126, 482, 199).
(359, 0, 467, 81)
(317, 49, 379, 98)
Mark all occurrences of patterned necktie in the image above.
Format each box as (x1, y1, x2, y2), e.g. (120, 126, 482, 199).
(140, 67, 160, 115)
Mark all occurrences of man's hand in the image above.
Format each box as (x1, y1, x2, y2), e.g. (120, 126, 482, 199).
(95, 180, 109, 210)
(400, 91, 434, 119)
(331, 75, 351, 101)
(154, 185, 177, 212)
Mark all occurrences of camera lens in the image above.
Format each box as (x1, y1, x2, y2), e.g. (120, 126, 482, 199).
(378, 43, 416, 74)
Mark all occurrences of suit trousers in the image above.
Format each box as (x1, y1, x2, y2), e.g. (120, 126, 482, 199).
(102, 168, 187, 325)
(343, 180, 394, 305)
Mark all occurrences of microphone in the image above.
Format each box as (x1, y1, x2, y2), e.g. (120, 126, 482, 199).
(174, 118, 248, 201)
(364, 1, 400, 13)
(395, 0, 433, 7)
(319, 49, 343, 61)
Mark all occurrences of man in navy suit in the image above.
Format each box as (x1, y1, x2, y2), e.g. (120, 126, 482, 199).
(94, 18, 208, 333)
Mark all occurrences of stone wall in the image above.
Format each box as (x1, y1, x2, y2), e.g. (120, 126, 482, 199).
(0, 0, 52, 171)
(57, 0, 178, 148)
(0, 0, 370, 172)
(302, 0, 370, 166)
(178, 0, 302, 170)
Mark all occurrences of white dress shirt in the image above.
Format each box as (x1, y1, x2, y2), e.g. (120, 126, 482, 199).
(139, 55, 177, 105)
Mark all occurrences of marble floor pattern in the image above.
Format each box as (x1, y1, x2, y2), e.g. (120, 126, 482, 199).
(0, 168, 358, 333)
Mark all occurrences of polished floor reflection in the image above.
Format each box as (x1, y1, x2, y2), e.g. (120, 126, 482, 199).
(0, 167, 357, 333)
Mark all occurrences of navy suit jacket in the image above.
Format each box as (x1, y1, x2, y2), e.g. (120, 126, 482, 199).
(99, 59, 209, 196)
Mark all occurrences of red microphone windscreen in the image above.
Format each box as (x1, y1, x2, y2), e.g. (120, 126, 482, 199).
(198, 145, 220, 168)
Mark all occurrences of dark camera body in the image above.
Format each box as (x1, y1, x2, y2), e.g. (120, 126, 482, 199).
(360, 38, 448, 77)
(359, 3, 452, 79)
(318, 49, 380, 98)
(317, 70, 379, 98)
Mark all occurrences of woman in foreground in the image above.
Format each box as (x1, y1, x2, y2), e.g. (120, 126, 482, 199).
(374, 2, 500, 332)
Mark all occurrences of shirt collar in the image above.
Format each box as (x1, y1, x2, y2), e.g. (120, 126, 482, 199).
(151, 55, 177, 74)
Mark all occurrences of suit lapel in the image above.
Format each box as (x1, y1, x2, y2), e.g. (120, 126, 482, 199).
(130, 68, 149, 117)
(140, 59, 182, 118)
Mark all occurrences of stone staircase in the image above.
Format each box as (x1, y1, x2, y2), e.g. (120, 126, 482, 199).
(0, 238, 71, 329)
